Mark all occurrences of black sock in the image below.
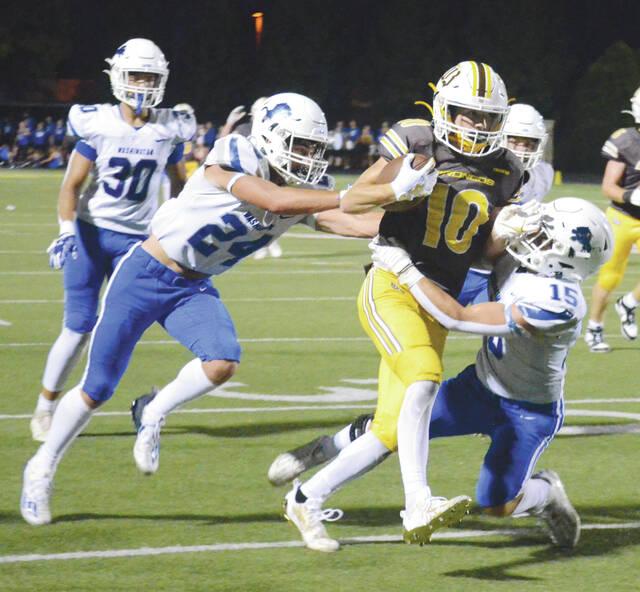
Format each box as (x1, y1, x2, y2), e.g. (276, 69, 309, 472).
(295, 486, 308, 503)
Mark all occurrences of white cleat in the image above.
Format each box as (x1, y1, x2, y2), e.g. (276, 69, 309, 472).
(534, 469, 581, 549)
(584, 327, 611, 353)
(615, 298, 638, 340)
(30, 409, 52, 442)
(283, 480, 343, 552)
(21, 458, 53, 525)
(402, 488, 471, 545)
(133, 418, 164, 474)
(268, 435, 336, 486)
(268, 241, 283, 258)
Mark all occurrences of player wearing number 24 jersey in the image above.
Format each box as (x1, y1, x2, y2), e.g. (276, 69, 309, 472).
(21, 92, 387, 526)
(29, 38, 195, 444)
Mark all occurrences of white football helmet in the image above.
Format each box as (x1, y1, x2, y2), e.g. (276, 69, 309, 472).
(501, 103, 548, 170)
(251, 92, 329, 185)
(105, 39, 169, 112)
(622, 86, 640, 123)
(173, 103, 195, 116)
(506, 197, 614, 282)
(432, 61, 509, 157)
(249, 97, 268, 119)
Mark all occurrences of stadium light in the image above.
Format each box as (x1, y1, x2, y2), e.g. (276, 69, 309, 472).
(252, 12, 264, 48)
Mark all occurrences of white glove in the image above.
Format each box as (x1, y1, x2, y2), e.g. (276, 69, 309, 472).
(492, 201, 543, 242)
(47, 232, 77, 269)
(371, 242, 413, 274)
(624, 187, 640, 206)
(226, 105, 246, 126)
(390, 155, 438, 201)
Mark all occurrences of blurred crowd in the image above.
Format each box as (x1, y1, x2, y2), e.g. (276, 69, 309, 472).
(0, 110, 390, 174)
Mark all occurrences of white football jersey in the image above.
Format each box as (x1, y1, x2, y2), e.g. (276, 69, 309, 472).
(475, 260, 586, 404)
(68, 104, 196, 234)
(519, 161, 554, 204)
(151, 134, 318, 275)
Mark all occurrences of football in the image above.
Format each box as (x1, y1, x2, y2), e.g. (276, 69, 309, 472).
(377, 153, 431, 212)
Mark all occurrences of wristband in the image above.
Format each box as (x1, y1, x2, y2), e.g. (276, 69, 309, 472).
(338, 189, 347, 202)
(59, 219, 75, 236)
(226, 172, 246, 194)
(622, 188, 640, 206)
(397, 264, 423, 288)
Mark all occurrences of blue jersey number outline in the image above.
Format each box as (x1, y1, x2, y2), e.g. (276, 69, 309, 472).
(103, 157, 158, 202)
(188, 212, 272, 267)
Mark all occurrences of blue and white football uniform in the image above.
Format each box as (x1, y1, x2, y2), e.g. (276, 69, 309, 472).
(80, 133, 326, 401)
(431, 261, 585, 506)
(63, 104, 195, 333)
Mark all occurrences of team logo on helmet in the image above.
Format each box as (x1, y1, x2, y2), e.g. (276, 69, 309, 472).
(571, 227, 592, 254)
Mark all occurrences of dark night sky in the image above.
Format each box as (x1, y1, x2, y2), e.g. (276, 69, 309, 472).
(2, 0, 640, 171)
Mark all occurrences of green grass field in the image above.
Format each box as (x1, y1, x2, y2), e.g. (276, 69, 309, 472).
(1, 170, 639, 591)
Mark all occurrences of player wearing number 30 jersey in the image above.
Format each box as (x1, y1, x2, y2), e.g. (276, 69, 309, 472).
(29, 38, 195, 443)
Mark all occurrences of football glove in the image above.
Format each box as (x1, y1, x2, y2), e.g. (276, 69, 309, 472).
(390, 155, 438, 201)
(492, 200, 543, 242)
(370, 241, 423, 287)
(47, 232, 77, 269)
(226, 105, 246, 126)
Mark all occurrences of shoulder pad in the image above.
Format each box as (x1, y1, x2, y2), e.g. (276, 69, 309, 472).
(205, 134, 269, 179)
(66, 104, 106, 139)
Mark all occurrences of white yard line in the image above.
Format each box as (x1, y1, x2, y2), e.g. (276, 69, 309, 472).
(2, 523, 639, 564)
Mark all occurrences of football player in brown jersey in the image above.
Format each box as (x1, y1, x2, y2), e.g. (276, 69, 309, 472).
(584, 87, 640, 352)
(282, 61, 527, 551)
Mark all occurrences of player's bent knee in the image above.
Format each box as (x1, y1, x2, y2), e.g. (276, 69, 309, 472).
(202, 359, 237, 384)
(390, 346, 443, 385)
(597, 270, 623, 293)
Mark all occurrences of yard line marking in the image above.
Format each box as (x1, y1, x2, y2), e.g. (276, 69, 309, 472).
(0, 335, 488, 348)
(2, 523, 639, 564)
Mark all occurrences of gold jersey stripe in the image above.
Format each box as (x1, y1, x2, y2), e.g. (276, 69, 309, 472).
(380, 136, 402, 159)
(386, 129, 409, 154)
(360, 271, 402, 355)
(602, 141, 619, 159)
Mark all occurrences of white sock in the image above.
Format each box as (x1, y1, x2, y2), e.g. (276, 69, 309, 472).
(512, 477, 551, 516)
(397, 380, 438, 510)
(35, 393, 57, 413)
(332, 424, 353, 450)
(42, 327, 90, 392)
(587, 320, 603, 330)
(32, 385, 94, 474)
(301, 431, 390, 502)
(143, 358, 215, 423)
(622, 292, 639, 310)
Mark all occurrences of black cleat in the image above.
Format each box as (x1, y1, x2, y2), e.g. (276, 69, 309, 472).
(131, 386, 159, 431)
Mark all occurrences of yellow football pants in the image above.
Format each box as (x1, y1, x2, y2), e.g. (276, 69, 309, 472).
(358, 267, 448, 450)
(597, 207, 640, 292)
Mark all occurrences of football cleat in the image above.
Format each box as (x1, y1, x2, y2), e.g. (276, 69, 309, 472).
(268, 435, 336, 486)
(615, 297, 638, 340)
(584, 327, 611, 353)
(130, 386, 159, 432)
(402, 488, 471, 545)
(283, 480, 343, 552)
(133, 417, 165, 474)
(30, 409, 52, 442)
(21, 458, 53, 526)
(533, 469, 581, 549)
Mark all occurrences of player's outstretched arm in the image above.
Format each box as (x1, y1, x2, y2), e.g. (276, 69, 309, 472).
(205, 164, 341, 215)
(314, 209, 382, 238)
(371, 242, 525, 337)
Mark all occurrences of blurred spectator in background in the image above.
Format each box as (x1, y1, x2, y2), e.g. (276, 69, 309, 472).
(32, 122, 48, 152)
(353, 124, 375, 169)
(15, 122, 31, 163)
(328, 120, 345, 169)
(203, 121, 217, 149)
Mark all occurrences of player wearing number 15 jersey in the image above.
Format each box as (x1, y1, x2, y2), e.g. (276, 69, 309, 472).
(29, 38, 195, 443)
(21, 92, 391, 526)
